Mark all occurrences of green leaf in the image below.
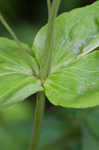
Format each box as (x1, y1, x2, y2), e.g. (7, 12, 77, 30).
(33, 1, 99, 108)
(33, 1, 99, 73)
(44, 51, 99, 108)
(0, 38, 43, 109)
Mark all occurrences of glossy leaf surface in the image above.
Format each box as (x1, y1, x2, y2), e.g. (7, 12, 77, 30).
(0, 38, 42, 109)
(34, 1, 99, 108)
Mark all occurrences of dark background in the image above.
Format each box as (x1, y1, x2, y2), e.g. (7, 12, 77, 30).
(0, 0, 97, 45)
(0, 0, 97, 23)
(0, 1, 99, 150)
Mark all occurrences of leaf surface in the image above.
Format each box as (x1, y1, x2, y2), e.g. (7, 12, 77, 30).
(0, 38, 43, 109)
(44, 51, 99, 108)
(34, 1, 99, 108)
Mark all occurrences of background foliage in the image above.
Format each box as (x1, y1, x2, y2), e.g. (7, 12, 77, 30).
(0, 0, 99, 150)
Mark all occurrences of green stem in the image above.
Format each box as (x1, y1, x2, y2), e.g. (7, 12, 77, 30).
(30, 1, 61, 150)
(47, 0, 51, 17)
(0, 13, 21, 48)
(40, 0, 61, 81)
(30, 92, 45, 150)
(0, 13, 36, 75)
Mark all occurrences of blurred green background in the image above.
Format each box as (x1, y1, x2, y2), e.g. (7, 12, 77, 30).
(0, 0, 99, 150)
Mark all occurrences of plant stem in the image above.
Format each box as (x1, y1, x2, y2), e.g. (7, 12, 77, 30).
(47, 0, 51, 17)
(0, 13, 36, 75)
(40, 0, 61, 81)
(0, 13, 21, 48)
(30, 92, 45, 150)
(30, 1, 61, 150)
